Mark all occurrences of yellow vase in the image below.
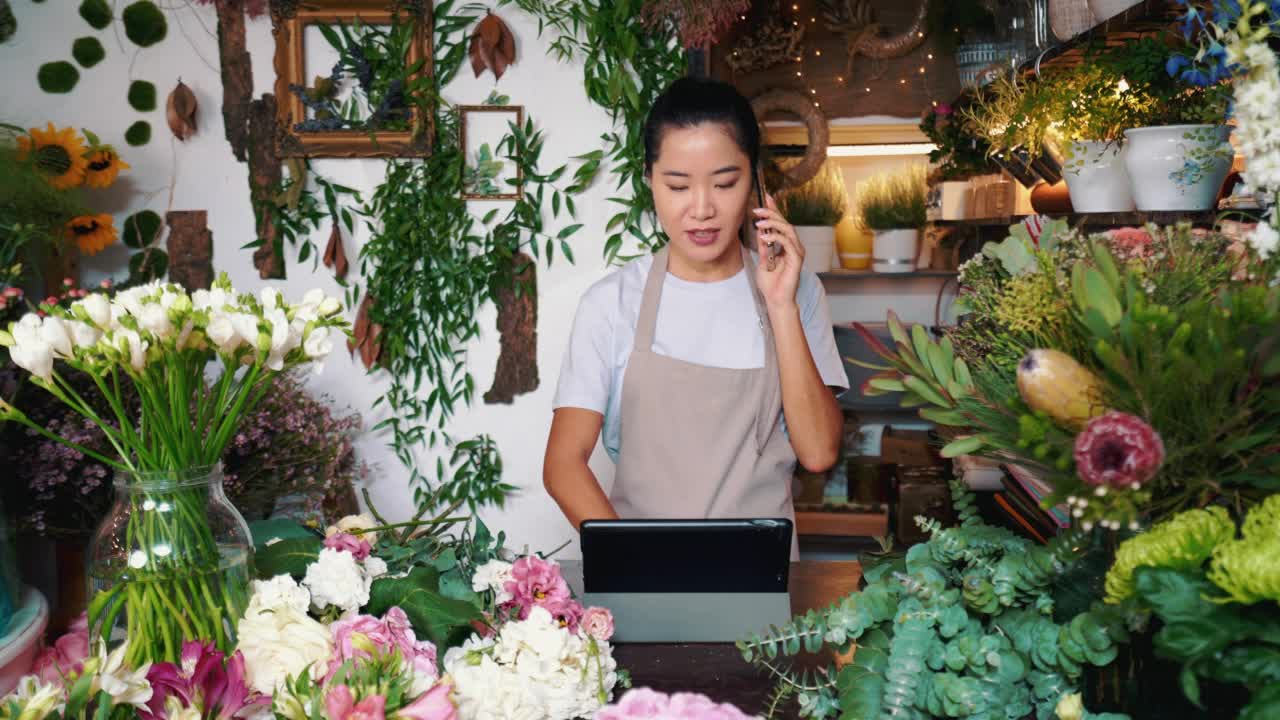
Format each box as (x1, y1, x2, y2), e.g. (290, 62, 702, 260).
(836, 217, 872, 269)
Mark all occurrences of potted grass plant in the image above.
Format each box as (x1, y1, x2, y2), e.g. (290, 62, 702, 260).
(778, 162, 849, 273)
(856, 165, 928, 274)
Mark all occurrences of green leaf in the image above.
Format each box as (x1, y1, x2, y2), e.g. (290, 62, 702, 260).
(37, 61, 79, 93)
(128, 80, 156, 111)
(122, 210, 162, 248)
(124, 120, 151, 146)
(367, 566, 483, 649)
(1083, 268, 1122, 326)
(122, 0, 166, 47)
(868, 377, 905, 393)
(253, 537, 322, 580)
(902, 375, 949, 407)
(127, 247, 167, 280)
(73, 36, 106, 68)
(80, 0, 112, 28)
(942, 435, 984, 458)
(248, 519, 319, 551)
(919, 407, 968, 426)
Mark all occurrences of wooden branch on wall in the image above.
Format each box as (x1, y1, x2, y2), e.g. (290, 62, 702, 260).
(216, 0, 253, 161)
(165, 210, 214, 291)
(484, 252, 539, 405)
(248, 95, 285, 279)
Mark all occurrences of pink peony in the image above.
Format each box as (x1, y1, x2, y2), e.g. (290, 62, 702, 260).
(581, 606, 615, 642)
(325, 684, 387, 720)
(1074, 412, 1165, 489)
(397, 677, 458, 720)
(503, 556, 571, 618)
(595, 688, 756, 719)
(324, 531, 373, 561)
(543, 597, 585, 632)
(32, 614, 90, 684)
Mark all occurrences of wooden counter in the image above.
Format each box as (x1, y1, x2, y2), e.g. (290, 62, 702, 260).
(611, 560, 863, 718)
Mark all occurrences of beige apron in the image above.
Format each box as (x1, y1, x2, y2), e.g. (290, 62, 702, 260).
(612, 246, 799, 559)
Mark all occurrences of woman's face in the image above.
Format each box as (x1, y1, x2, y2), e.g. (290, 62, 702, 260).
(649, 122, 752, 267)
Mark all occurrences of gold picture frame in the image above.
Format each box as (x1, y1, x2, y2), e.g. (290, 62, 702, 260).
(459, 104, 525, 201)
(271, 0, 434, 158)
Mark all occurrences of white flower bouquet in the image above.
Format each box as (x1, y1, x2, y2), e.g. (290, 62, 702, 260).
(0, 274, 348, 666)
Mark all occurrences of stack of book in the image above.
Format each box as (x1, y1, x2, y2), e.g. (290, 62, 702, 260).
(984, 464, 1070, 544)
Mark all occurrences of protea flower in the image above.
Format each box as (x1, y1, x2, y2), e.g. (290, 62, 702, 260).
(1073, 412, 1165, 488)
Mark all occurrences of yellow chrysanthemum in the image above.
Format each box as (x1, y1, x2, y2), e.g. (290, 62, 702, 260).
(83, 147, 130, 189)
(16, 123, 88, 190)
(65, 214, 118, 255)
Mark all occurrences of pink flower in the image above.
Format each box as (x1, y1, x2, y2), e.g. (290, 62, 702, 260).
(544, 597, 584, 632)
(935, 102, 953, 116)
(328, 614, 396, 680)
(32, 616, 90, 684)
(325, 684, 387, 720)
(581, 607, 615, 642)
(141, 641, 268, 720)
(1074, 412, 1165, 489)
(397, 677, 458, 720)
(503, 556, 571, 618)
(595, 688, 756, 719)
(1106, 227, 1155, 262)
(323, 531, 372, 561)
(385, 607, 439, 685)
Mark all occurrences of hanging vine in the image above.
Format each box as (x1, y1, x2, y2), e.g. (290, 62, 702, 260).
(501, 0, 686, 262)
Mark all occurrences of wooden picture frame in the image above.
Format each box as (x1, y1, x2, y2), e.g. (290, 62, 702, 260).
(271, 0, 433, 158)
(459, 104, 525, 201)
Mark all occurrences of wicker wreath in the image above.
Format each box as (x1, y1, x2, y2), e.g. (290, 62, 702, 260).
(751, 89, 829, 190)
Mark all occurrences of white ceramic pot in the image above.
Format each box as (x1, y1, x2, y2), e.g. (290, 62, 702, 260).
(1087, 0, 1140, 21)
(1062, 141, 1136, 213)
(872, 229, 919, 274)
(1123, 125, 1232, 212)
(794, 225, 836, 273)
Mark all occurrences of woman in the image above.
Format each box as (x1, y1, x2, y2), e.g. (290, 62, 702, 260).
(544, 77, 848, 556)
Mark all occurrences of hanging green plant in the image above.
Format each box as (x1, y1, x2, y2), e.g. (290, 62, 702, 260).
(124, 120, 151, 146)
(128, 80, 157, 111)
(122, 210, 162, 249)
(79, 0, 112, 30)
(122, 0, 166, 48)
(72, 37, 106, 68)
(37, 61, 80, 93)
(0, 0, 16, 45)
(128, 246, 168, 282)
(501, 0, 685, 262)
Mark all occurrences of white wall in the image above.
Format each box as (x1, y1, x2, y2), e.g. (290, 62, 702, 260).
(2, 2, 624, 558)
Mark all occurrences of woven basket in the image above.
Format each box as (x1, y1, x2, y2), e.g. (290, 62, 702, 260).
(1049, 0, 1096, 41)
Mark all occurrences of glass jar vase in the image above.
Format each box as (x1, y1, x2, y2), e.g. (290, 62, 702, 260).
(87, 464, 252, 666)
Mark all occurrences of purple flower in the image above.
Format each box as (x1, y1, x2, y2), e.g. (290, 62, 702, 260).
(140, 640, 268, 719)
(1074, 412, 1165, 489)
(324, 531, 373, 561)
(596, 688, 755, 719)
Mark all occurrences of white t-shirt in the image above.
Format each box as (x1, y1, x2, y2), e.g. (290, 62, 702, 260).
(553, 252, 849, 463)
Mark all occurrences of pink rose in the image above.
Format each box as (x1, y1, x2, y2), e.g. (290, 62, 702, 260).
(324, 532, 373, 561)
(32, 615, 90, 684)
(581, 606, 614, 642)
(385, 607, 439, 685)
(326, 684, 387, 720)
(397, 677, 458, 720)
(503, 556, 571, 618)
(595, 688, 756, 719)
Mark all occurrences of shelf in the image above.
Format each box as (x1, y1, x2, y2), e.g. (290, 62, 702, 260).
(931, 210, 1234, 229)
(818, 269, 958, 280)
(794, 510, 889, 537)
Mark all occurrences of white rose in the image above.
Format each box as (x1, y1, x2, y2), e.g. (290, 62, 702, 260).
(236, 603, 333, 694)
(138, 304, 173, 339)
(79, 293, 112, 328)
(302, 326, 333, 359)
(249, 574, 312, 615)
(302, 548, 371, 613)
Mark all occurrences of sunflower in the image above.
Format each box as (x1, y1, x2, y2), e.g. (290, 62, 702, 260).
(83, 147, 130, 189)
(16, 123, 88, 190)
(65, 214, 118, 255)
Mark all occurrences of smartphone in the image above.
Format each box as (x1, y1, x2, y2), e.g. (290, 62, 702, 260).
(755, 166, 779, 266)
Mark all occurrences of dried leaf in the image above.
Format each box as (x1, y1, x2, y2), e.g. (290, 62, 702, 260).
(469, 12, 516, 80)
(166, 79, 198, 141)
(323, 222, 348, 279)
(350, 293, 372, 356)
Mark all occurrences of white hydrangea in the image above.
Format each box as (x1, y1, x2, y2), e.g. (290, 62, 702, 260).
(471, 559, 514, 604)
(1248, 221, 1280, 260)
(302, 548, 374, 614)
(248, 574, 311, 614)
(444, 607, 618, 720)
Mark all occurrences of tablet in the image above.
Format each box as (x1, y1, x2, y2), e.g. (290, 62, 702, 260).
(580, 518, 792, 594)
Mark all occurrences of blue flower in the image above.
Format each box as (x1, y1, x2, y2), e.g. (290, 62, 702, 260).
(1167, 54, 1191, 78)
